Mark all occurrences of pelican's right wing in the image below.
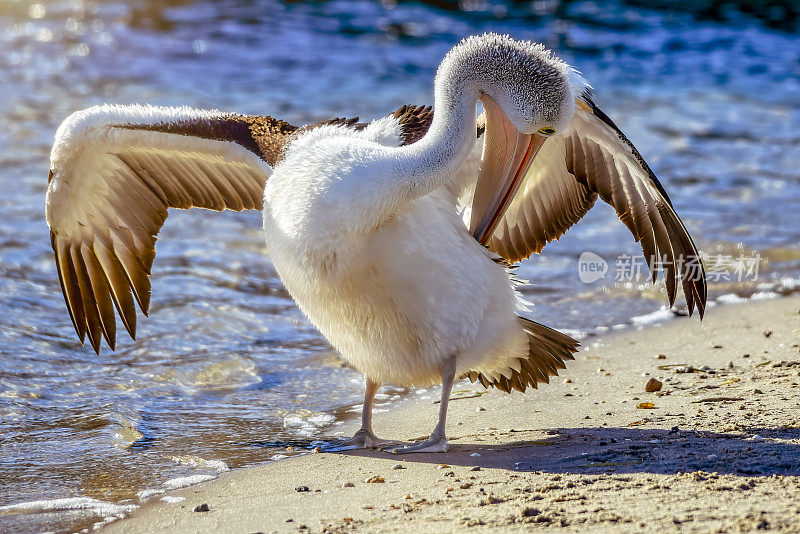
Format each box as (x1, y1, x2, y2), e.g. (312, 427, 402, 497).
(478, 94, 706, 316)
(46, 104, 297, 353)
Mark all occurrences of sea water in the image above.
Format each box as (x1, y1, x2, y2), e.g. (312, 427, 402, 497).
(1, 1, 799, 531)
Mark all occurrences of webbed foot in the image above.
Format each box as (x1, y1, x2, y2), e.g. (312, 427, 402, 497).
(329, 428, 401, 451)
(386, 435, 449, 454)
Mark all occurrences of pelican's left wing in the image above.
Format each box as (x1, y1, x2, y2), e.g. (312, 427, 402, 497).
(46, 104, 297, 352)
(475, 94, 706, 316)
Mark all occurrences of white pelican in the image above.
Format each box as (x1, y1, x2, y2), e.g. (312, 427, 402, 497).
(46, 33, 706, 453)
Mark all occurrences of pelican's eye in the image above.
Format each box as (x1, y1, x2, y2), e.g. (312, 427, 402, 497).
(538, 127, 556, 136)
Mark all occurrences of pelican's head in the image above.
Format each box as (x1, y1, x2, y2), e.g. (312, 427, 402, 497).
(440, 33, 585, 133)
(439, 34, 588, 242)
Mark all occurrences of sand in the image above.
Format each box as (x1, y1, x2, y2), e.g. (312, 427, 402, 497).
(104, 296, 800, 533)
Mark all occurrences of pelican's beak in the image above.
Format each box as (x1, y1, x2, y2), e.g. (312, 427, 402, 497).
(470, 95, 547, 244)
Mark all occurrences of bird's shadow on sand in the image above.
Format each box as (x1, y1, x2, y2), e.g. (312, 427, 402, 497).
(333, 426, 800, 477)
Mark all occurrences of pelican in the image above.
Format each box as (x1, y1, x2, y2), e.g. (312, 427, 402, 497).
(46, 33, 706, 453)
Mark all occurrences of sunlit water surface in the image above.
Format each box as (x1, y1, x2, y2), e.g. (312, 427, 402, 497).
(1, 0, 799, 531)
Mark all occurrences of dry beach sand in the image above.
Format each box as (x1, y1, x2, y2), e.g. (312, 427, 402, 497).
(105, 296, 800, 533)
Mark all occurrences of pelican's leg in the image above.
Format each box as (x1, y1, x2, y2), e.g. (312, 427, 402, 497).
(344, 378, 399, 448)
(388, 356, 455, 454)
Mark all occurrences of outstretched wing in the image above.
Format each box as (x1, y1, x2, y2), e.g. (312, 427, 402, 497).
(46, 104, 297, 352)
(479, 93, 706, 316)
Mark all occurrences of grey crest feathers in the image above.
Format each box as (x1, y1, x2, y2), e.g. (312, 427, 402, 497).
(438, 33, 587, 133)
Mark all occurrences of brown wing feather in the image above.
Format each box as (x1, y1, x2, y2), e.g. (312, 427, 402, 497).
(482, 93, 706, 316)
(130, 114, 298, 167)
(566, 94, 706, 316)
(392, 105, 435, 145)
(47, 108, 292, 353)
(465, 316, 579, 393)
(308, 116, 369, 132)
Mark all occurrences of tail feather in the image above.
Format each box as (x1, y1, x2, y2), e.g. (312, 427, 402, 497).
(465, 316, 579, 393)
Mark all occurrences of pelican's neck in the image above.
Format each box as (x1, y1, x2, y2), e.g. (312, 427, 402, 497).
(393, 63, 480, 192)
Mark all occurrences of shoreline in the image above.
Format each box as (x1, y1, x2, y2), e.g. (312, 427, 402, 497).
(99, 294, 800, 532)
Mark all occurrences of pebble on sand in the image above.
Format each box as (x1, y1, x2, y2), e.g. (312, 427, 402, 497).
(392, 464, 405, 470)
(637, 402, 656, 409)
(645, 378, 663, 392)
(295, 486, 310, 492)
(342, 482, 355, 488)
(365, 476, 385, 483)
(194, 503, 210, 512)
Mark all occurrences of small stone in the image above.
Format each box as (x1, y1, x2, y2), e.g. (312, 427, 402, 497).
(712, 344, 723, 349)
(637, 402, 656, 409)
(194, 503, 210, 512)
(364, 476, 385, 483)
(437, 464, 451, 469)
(645, 378, 663, 392)
(655, 354, 666, 359)
(362, 505, 373, 510)
(763, 330, 773, 338)
(743, 354, 750, 358)
(286, 518, 294, 522)
(564, 378, 573, 383)
(392, 464, 405, 470)
(470, 466, 481, 471)
(295, 486, 310, 492)
(753, 389, 763, 394)
(342, 482, 355, 488)
(476, 407, 486, 412)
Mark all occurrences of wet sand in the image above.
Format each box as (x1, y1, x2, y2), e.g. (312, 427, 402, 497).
(104, 296, 800, 533)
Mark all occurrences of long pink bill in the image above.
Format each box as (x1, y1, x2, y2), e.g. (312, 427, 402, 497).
(470, 95, 547, 245)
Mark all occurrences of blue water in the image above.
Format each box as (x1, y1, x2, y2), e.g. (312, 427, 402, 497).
(1, 1, 799, 531)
